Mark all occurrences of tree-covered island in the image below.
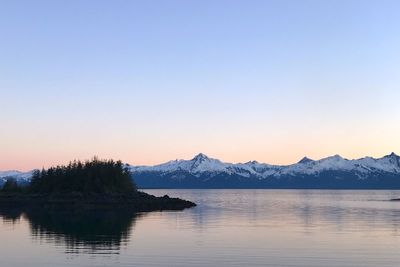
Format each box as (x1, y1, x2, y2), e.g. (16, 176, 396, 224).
(0, 158, 195, 211)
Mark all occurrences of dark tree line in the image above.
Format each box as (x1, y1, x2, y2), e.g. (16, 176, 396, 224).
(1, 179, 22, 193)
(5, 158, 137, 194)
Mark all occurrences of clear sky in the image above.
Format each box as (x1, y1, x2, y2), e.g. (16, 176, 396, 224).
(1, 0, 400, 170)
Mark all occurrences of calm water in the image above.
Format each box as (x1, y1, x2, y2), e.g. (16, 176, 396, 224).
(1, 189, 400, 267)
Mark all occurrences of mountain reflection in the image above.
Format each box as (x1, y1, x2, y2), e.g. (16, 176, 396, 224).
(0, 209, 142, 254)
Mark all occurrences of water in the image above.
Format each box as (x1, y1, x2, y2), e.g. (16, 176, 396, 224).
(1, 189, 400, 267)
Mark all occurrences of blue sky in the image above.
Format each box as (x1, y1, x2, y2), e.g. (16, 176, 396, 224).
(1, 0, 400, 169)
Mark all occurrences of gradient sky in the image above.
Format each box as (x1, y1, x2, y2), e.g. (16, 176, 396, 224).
(1, 0, 400, 170)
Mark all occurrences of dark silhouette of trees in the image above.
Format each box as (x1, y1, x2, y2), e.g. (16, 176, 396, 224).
(28, 157, 136, 194)
(1, 178, 22, 193)
(0, 158, 195, 213)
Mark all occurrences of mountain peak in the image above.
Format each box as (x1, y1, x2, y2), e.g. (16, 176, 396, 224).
(386, 152, 399, 158)
(329, 154, 343, 160)
(192, 153, 210, 162)
(298, 157, 313, 164)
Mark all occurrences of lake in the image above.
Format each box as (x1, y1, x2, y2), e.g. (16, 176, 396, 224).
(1, 189, 400, 267)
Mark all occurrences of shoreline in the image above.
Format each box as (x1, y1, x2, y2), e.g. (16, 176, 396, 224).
(0, 191, 196, 212)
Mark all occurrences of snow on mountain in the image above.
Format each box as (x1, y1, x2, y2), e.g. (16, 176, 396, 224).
(130, 153, 281, 178)
(0, 170, 35, 184)
(298, 157, 314, 164)
(278, 153, 400, 177)
(130, 152, 400, 179)
(131, 153, 229, 174)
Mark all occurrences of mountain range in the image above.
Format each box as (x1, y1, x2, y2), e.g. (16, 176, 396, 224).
(2, 153, 400, 189)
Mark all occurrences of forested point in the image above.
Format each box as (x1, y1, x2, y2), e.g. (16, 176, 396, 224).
(1, 158, 136, 194)
(0, 158, 196, 212)
(30, 158, 136, 194)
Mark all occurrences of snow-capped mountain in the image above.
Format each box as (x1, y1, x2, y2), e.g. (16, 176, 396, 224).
(129, 153, 400, 189)
(130, 152, 400, 177)
(130, 153, 280, 178)
(2, 153, 400, 188)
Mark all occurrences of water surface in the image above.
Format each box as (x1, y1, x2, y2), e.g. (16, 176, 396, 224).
(1, 189, 400, 267)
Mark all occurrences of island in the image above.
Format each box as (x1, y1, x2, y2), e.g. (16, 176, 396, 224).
(0, 158, 196, 212)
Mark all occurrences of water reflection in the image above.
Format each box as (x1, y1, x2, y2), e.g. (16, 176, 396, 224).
(0, 208, 142, 254)
(147, 189, 400, 235)
(1, 190, 400, 267)
(0, 209, 22, 225)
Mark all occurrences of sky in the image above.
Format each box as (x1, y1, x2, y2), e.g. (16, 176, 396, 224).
(1, 0, 400, 170)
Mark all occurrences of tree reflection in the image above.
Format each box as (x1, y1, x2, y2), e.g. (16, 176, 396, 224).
(0, 208, 143, 254)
